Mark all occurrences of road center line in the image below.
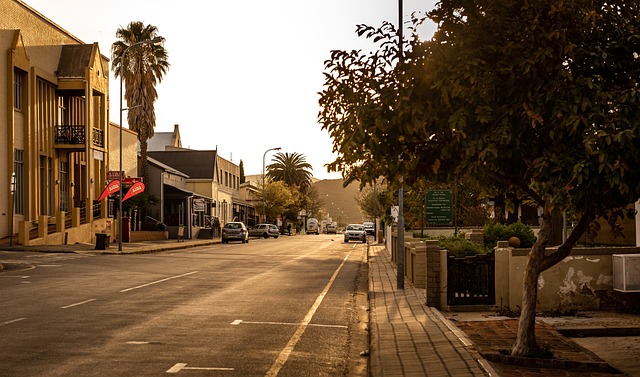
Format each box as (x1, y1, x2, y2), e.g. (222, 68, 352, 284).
(120, 271, 199, 292)
(265, 251, 352, 377)
(61, 299, 96, 309)
(0, 318, 26, 327)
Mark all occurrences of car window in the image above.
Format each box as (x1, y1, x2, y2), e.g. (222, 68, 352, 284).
(225, 223, 241, 229)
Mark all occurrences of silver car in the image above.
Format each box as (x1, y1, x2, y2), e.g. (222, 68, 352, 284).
(344, 224, 366, 243)
(249, 224, 279, 239)
(221, 221, 249, 244)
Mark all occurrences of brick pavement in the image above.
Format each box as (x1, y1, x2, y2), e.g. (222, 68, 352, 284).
(368, 244, 497, 376)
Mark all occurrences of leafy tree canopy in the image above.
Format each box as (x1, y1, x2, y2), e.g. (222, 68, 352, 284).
(319, 0, 640, 355)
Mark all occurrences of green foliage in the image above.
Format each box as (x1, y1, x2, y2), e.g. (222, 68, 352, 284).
(112, 21, 169, 184)
(440, 235, 487, 257)
(266, 152, 313, 193)
(483, 221, 536, 248)
(413, 233, 487, 257)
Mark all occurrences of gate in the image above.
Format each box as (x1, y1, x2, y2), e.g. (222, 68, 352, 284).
(447, 252, 495, 306)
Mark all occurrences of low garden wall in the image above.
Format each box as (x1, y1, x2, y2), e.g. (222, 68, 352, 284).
(130, 231, 169, 242)
(494, 242, 639, 311)
(389, 226, 640, 311)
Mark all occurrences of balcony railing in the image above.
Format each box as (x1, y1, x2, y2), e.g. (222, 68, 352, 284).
(55, 125, 85, 145)
(55, 125, 104, 148)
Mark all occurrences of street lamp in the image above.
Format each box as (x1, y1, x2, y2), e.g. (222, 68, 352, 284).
(118, 37, 163, 251)
(262, 147, 281, 223)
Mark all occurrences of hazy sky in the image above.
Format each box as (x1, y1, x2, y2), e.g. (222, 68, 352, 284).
(25, 0, 437, 179)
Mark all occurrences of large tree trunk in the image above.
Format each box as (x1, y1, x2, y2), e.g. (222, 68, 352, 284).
(140, 138, 149, 185)
(511, 209, 551, 355)
(511, 201, 594, 356)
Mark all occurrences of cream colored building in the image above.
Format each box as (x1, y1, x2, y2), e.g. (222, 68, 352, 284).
(1, 0, 112, 244)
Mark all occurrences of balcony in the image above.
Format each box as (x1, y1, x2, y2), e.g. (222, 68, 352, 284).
(54, 125, 104, 149)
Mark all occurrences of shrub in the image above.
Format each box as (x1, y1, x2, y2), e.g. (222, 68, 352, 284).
(483, 221, 536, 248)
(439, 235, 487, 257)
(507, 221, 536, 248)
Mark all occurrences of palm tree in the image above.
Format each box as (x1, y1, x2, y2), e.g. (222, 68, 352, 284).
(266, 152, 313, 192)
(112, 21, 169, 184)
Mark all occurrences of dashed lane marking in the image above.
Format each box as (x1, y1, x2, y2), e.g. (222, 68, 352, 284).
(166, 363, 234, 373)
(0, 318, 26, 327)
(61, 299, 96, 309)
(120, 271, 199, 292)
(231, 319, 347, 329)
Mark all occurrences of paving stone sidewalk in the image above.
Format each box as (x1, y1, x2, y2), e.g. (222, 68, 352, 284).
(368, 243, 497, 376)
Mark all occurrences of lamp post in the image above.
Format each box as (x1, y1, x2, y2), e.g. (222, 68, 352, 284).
(118, 37, 163, 251)
(262, 147, 281, 223)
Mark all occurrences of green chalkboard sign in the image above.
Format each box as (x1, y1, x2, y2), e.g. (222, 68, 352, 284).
(426, 190, 453, 225)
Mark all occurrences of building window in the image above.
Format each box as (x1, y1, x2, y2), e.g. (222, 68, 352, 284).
(14, 149, 24, 215)
(60, 161, 69, 212)
(14, 68, 25, 110)
(40, 156, 46, 215)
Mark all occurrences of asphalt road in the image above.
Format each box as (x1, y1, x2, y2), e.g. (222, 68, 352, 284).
(0, 235, 370, 376)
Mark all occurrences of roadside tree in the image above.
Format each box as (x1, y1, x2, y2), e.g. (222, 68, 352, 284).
(319, 0, 640, 356)
(266, 152, 313, 193)
(112, 21, 170, 184)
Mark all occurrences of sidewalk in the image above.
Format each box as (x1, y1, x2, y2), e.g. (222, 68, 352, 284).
(368, 243, 497, 376)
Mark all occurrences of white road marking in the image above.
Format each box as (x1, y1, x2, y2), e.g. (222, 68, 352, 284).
(37, 264, 63, 267)
(120, 271, 199, 292)
(0, 275, 31, 279)
(61, 299, 96, 309)
(127, 341, 150, 345)
(166, 363, 234, 373)
(265, 251, 352, 377)
(231, 319, 347, 329)
(0, 318, 26, 327)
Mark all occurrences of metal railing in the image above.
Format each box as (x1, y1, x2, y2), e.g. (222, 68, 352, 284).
(55, 125, 105, 147)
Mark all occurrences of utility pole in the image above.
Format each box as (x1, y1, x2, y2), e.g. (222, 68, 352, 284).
(396, 0, 405, 290)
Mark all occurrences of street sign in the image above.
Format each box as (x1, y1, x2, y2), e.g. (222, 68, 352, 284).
(426, 190, 453, 225)
(107, 171, 123, 181)
(193, 198, 205, 212)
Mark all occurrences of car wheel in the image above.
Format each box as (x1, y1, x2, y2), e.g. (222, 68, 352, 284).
(274, 236, 278, 239)
(263, 233, 268, 239)
(362, 239, 366, 243)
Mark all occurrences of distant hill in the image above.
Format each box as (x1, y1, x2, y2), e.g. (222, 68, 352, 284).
(313, 179, 367, 226)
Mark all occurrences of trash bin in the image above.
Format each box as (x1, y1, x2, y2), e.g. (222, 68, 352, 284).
(95, 233, 110, 250)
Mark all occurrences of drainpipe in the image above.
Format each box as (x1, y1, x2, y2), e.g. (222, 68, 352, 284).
(160, 172, 165, 224)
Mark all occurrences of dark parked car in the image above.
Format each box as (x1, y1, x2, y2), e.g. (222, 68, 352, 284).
(344, 224, 366, 243)
(221, 221, 249, 243)
(249, 224, 279, 239)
